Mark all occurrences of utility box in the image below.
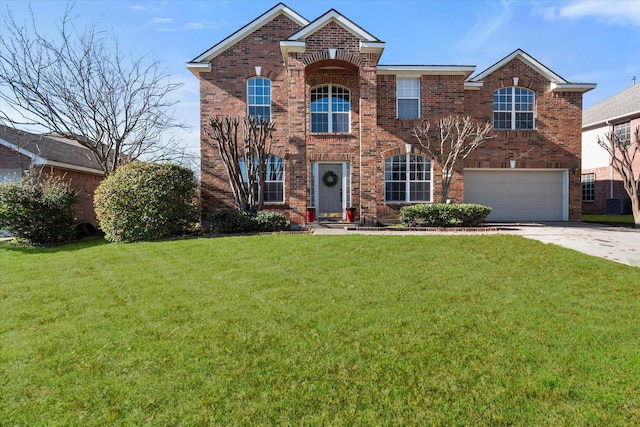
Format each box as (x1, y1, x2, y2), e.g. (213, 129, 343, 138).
(605, 198, 631, 215)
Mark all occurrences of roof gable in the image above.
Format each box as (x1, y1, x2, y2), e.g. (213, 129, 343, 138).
(280, 8, 385, 62)
(286, 8, 381, 43)
(187, 2, 308, 72)
(469, 49, 595, 93)
(471, 49, 567, 83)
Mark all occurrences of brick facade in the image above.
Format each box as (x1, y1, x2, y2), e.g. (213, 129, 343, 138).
(191, 4, 592, 224)
(0, 136, 103, 226)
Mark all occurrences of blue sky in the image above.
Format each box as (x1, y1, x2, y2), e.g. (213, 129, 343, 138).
(2, 0, 640, 157)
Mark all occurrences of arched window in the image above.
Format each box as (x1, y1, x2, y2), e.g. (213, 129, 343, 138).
(310, 85, 350, 133)
(493, 87, 535, 130)
(238, 154, 284, 203)
(384, 154, 431, 202)
(247, 77, 271, 122)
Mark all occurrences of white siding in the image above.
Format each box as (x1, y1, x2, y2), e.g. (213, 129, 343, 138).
(582, 125, 610, 169)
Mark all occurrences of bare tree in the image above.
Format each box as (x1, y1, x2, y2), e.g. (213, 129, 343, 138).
(597, 126, 640, 227)
(205, 116, 275, 212)
(0, 5, 187, 175)
(412, 115, 494, 203)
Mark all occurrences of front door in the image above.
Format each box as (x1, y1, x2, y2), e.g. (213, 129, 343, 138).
(318, 163, 343, 218)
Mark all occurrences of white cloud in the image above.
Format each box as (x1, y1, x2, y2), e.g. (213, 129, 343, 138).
(151, 17, 174, 24)
(459, 0, 513, 50)
(542, 0, 640, 27)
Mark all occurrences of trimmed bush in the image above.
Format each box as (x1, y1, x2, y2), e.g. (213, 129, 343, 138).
(400, 203, 492, 227)
(255, 211, 288, 232)
(94, 162, 198, 242)
(0, 168, 77, 244)
(208, 209, 289, 233)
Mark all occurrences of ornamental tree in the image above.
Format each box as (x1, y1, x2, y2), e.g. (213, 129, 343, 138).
(597, 126, 640, 227)
(412, 115, 494, 203)
(205, 115, 275, 212)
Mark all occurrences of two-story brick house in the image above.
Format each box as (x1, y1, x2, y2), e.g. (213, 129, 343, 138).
(188, 3, 595, 224)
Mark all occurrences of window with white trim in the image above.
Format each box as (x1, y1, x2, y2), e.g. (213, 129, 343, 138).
(247, 77, 271, 122)
(238, 154, 284, 203)
(581, 173, 594, 202)
(384, 154, 431, 202)
(397, 78, 420, 119)
(310, 85, 350, 133)
(493, 87, 535, 130)
(614, 121, 631, 146)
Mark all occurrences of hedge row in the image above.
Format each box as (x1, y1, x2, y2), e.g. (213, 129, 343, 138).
(208, 209, 289, 234)
(400, 203, 492, 227)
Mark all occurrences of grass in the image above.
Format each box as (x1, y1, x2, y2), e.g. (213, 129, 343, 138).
(2, 234, 640, 425)
(582, 213, 635, 225)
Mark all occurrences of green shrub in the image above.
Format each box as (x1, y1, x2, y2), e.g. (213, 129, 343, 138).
(208, 209, 289, 233)
(255, 211, 288, 231)
(400, 203, 492, 227)
(208, 209, 258, 234)
(0, 168, 77, 244)
(94, 162, 198, 242)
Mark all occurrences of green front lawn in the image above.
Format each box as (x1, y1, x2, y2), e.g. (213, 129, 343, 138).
(2, 235, 640, 425)
(582, 213, 635, 225)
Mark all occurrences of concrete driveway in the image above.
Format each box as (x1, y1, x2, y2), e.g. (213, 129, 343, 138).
(503, 222, 640, 267)
(312, 222, 640, 267)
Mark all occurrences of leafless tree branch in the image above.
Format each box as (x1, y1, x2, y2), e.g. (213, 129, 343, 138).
(0, 4, 187, 175)
(597, 126, 640, 227)
(412, 115, 494, 203)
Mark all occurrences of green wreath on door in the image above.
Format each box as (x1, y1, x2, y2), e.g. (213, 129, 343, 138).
(322, 170, 339, 187)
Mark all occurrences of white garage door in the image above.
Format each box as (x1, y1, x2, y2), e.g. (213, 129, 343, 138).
(464, 169, 567, 221)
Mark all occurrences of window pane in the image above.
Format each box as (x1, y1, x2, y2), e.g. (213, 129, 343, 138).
(494, 112, 511, 130)
(581, 173, 594, 202)
(384, 154, 431, 202)
(310, 85, 350, 133)
(397, 99, 419, 119)
(248, 77, 271, 122)
(397, 78, 419, 119)
(311, 113, 328, 132)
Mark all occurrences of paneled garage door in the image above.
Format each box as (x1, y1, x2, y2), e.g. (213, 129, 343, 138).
(464, 169, 567, 221)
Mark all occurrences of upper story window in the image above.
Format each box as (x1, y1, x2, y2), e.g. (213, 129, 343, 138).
(310, 85, 350, 133)
(397, 78, 420, 119)
(493, 87, 535, 130)
(238, 154, 284, 203)
(614, 121, 631, 146)
(247, 77, 271, 122)
(384, 153, 431, 202)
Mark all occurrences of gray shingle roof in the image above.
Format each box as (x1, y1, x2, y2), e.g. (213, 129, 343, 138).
(583, 84, 640, 128)
(0, 125, 103, 173)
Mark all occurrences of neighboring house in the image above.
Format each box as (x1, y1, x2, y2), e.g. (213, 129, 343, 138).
(188, 3, 595, 224)
(582, 83, 640, 214)
(0, 125, 104, 226)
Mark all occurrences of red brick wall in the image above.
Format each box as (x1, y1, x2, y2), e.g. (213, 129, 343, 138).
(463, 58, 584, 220)
(41, 166, 103, 226)
(1, 146, 102, 226)
(199, 14, 304, 222)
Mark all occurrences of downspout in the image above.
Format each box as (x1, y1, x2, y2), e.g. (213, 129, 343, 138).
(606, 120, 614, 198)
(359, 96, 363, 225)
